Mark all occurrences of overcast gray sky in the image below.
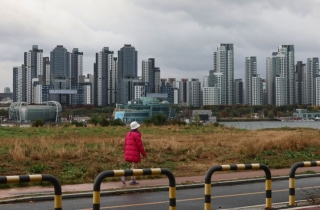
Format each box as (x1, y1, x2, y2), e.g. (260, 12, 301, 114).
(1, 0, 320, 92)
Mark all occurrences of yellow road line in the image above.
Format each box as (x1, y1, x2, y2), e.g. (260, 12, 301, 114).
(78, 185, 320, 210)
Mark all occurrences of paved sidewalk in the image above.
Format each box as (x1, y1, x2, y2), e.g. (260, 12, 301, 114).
(1, 167, 320, 209)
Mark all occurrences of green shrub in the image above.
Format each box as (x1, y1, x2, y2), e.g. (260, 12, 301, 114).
(110, 119, 125, 126)
(71, 121, 87, 127)
(32, 119, 45, 127)
(168, 118, 186, 125)
(143, 118, 153, 126)
(98, 117, 109, 127)
(88, 116, 99, 126)
(213, 122, 220, 127)
(152, 114, 167, 126)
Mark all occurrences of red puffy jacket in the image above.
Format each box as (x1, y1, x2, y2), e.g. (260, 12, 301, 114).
(124, 130, 146, 163)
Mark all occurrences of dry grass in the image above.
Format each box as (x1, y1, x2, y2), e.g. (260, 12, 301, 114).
(0, 125, 320, 185)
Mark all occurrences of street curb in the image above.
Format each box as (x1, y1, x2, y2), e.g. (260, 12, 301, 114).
(0, 173, 319, 204)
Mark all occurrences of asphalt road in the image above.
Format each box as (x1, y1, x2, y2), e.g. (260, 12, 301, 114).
(0, 177, 319, 210)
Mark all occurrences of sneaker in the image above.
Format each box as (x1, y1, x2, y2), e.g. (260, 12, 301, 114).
(129, 180, 139, 185)
(121, 176, 126, 185)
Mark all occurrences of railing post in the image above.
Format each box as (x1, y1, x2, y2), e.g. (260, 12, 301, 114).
(204, 163, 272, 210)
(0, 174, 62, 210)
(93, 168, 176, 210)
(288, 161, 320, 206)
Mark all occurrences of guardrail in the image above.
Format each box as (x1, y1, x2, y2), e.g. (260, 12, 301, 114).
(204, 163, 272, 210)
(289, 161, 320, 206)
(92, 168, 176, 210)
(0, 174, 62, 210)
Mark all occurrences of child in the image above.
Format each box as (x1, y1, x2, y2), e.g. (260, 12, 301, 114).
(121, 121, 146, 185)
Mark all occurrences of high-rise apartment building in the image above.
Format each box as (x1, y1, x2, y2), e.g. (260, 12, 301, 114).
(245, 56, 257, 105)
(94, 47, 114, 107)
(234, 78, 244, 105)
(275, 76, 286, 106)
(266, 45, 294, 106)
(315, 76, 320, 106)
(43, 57, 50, 85)
(13, 65, 25, 102)
(50, 45, 70, 104)
(295, 61, 306, 105)
(141, 58, 161, 94)
(188, 78, 201, 107)
(109, 57, 118, 104)
(154, 67, 161, 93)
(70, 48, 83, 87)
(178, 78, 188, 105)
(203, 71, 216, 89)
(307, 58, 319, 105)
(213, 43, 234, 105)
(70, 48, 84, 105)
(24, 45, 43, 103)
(203, 75, 209, 88)
(147, 58, 155, 93)
(142, 60, 149, 83)
(203, 87, 220, 105)
(262, 79, 267, 105)
(118, 44, 138, 104)
(251, 75, 262, 105)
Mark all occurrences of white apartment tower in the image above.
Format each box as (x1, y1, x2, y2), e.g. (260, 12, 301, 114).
(278, 45, 295, 105)
(134, 85, 146, 100)
(315, 77, 320, 106)
(202, 87, 221, 105)
(142, 60, 149, 83)
(307, 58, 319, 105)
(203, 75, 209, 88)
(275, 76, 286, 106)
(173, 88, 179, 104)
(251, 75, 262, 105)
(187, 78, 201, 107)
(213, 43, 234, 105)
(245, 56, 257, 105)
(266, 45, 294, 106)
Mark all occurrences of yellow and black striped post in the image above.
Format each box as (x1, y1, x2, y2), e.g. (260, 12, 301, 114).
(93, 168, 176, 210)
(289, 161, 320, 206)
(204, 163, 272, 210)
(0, 174, 62, 210)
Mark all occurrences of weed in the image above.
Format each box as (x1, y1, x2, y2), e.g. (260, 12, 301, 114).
(28, 163, 50, 174)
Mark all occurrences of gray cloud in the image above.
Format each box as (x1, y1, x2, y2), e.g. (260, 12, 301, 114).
(1, 0, 320, 92)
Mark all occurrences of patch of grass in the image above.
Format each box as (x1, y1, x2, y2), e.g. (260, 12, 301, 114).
(60, 163, 87, 184)
(28, 163, 50, 174)
(0, 125, 319, 186)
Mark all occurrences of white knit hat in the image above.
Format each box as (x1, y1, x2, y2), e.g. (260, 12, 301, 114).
(130, 121, 140, 130)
